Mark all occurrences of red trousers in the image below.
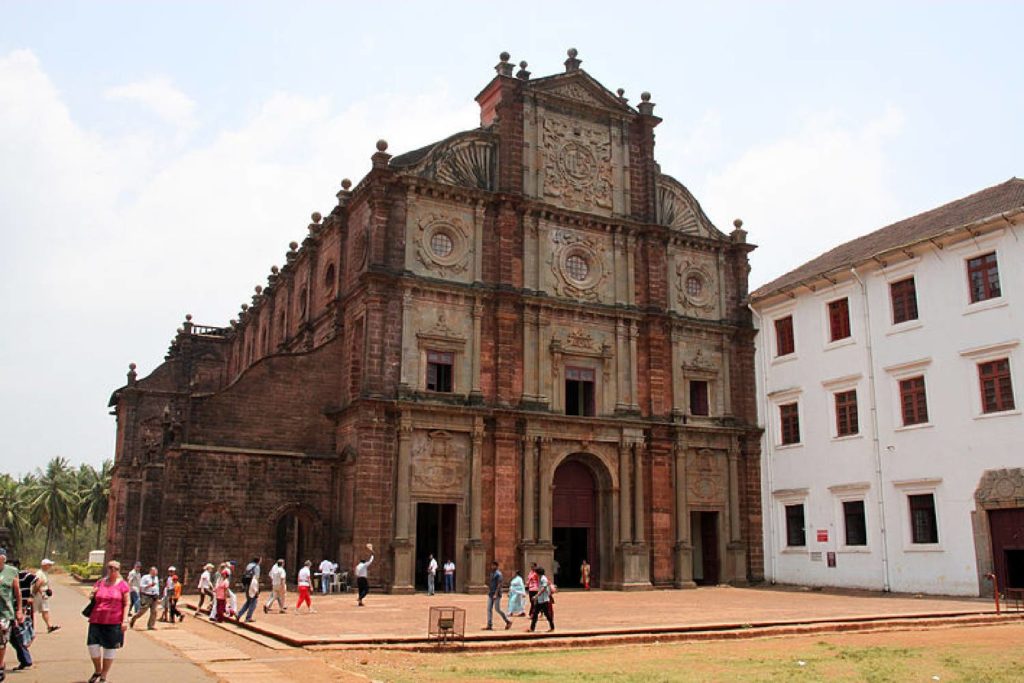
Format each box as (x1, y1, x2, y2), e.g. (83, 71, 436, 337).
(297, 585, 312, 609)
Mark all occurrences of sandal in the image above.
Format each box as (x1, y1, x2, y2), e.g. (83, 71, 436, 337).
(89, 674, 102, 683)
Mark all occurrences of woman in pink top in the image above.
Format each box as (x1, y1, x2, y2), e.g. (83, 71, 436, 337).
(87, 560, 130, 683)
(214, 569, 230, 622)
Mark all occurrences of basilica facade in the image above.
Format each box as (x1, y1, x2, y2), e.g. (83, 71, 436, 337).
(107, 50, 763, 592)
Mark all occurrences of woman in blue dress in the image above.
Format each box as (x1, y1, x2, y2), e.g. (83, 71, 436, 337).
(506, 569, 527, 617)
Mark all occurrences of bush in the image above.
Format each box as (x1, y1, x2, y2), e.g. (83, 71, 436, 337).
(67, 562, 104, 580)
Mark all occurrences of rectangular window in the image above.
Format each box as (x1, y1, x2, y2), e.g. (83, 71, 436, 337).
(689, 380, 709, 416)
(774, 315, 795, 357)
(565, 366, 596, 417)
(785, 504, 806, 547)
(843, 500, 867, 546)
(967, 252, 1001, 303)
(979, 358, 1015, 413)
(779, 402, 800, 445)
(835, 390, 859, 436)
(899, 376, 929, 426)
(828, 298, 852, 341)
(908, 493, 938, 544)
(890, 277, 919, 324)
(426, 350, 454, 392)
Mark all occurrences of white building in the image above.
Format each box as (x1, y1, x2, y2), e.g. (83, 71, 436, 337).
(751, 178, 1024, 597)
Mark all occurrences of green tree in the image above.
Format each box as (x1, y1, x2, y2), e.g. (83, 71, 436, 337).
(80, 460, 113, 548)
(26, 456, 77, 561)
(0, 474, 31, 547)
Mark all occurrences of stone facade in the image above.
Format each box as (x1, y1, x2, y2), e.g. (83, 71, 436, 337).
(107, 50, 762, 592)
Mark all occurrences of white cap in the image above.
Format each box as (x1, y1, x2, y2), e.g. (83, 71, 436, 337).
(168, 565, 176, 571)
(41, 558, 54, 566)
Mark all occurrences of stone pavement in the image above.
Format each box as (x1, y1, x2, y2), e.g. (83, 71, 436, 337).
(188, 584, 999, 645)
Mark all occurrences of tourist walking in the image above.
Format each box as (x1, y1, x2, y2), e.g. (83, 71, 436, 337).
(129, 566, 160, 630)
(506, 569, 527, 617)
(355, 544, 373, 607)
(528, 567, 555, 632)
(318, 558, 334, 594)
(426, 554, 437, 596)
(238, 557, 262, 622)
(484, 561, 512, 630)
(580, 559, 591, 590)
(213, 569, 231, 622)
(443, 558, 455, 593)
(0, 549, 26, 679)
(159, 565, 176, 622)
(167, 574, 184, 623)
(296, 560, 313, 612)
(126, 562, 143, 616)
(264, 559, 287, 613)
(196, 563, 214, 613)
(526, 563, 539, 618)
(8, 558, 32, 673)
(34, 558, 60, 633)
(86, 559, 130, 683)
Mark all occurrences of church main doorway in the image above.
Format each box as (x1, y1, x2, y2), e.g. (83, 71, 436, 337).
(415, 502, 457, 591)
(989, 507, 1024, 591)
(691, 511, 721, 585)
(552, 459, 598, 589)
(274, 511, 315, 575)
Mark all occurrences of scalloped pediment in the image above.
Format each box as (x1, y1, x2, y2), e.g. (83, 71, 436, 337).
(402, 132, 496, 191)
(656, 175, 725, 239)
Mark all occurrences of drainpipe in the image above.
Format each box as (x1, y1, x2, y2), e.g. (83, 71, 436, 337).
(748, 303, 778, 584)
(850, 267, 892, 592)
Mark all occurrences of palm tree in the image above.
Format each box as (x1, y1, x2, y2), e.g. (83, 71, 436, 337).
(80, 460, 113, 549)
(26, 456, 77, 561)
(0, 474, 30, 547)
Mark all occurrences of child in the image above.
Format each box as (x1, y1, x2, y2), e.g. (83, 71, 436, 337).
(169, 574, 184, 623)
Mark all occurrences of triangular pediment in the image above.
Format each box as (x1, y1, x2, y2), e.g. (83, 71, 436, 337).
(528, 70, 636, 115)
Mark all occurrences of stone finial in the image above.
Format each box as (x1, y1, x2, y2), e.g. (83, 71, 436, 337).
(240, 303, 249, 312)
(564, 47, 582, 72)
(311, 211, 322, 224)
(271, 265, 279, 275)
(516, 60, 531, 80)
(372, 139, 391, 169)
(638, 91, 655, 116)
(337, 178, 353, 206)
(127, 362, 138, 385)
(289, 241, 299, 251)
(731, 218, 747, 243)
(616, 88, 628, 104)
(495, 51, 514, 77)
(185, 313, 193, 322)
(341, 178, 352, 190)
(255, 285, 263, 294)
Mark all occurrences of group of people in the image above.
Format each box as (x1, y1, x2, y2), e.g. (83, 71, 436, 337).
(423, 554, 456, 595)
(485, 561, 557, 632)
(124, 563, 184, 630)
(0, 550, 61, 678)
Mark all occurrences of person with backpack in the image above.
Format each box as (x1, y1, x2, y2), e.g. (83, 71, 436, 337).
(237, 557, 261, 623)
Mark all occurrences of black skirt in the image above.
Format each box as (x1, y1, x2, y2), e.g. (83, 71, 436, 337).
(87, 623, 124, 650)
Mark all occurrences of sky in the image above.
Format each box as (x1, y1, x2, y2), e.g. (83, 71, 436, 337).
(1, 1, 1021, 475)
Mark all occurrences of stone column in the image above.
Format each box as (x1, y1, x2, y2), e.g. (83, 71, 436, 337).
(615, 319, 629, 412)
(538, 439, 552, 543)
(726, 448, 748, 584)
(470, 300, 483, 402)
(633, 441, 645, 543)
(473, 202, 485, 282)
(399, 290, 413, 391)
(523, 437, 537, 543)
(466, 417, 487, 592)
(670, 328, 684, 421)
(628, 320, 640, 411)
(674, 442, 696, 588)
(618, 441, 632, 542)
(391, 415, 414, 593)
(625, 234, 636, 305)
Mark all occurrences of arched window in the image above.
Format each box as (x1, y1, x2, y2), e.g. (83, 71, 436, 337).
(298, 286, 307, 318)
(324, 263, 336, 299)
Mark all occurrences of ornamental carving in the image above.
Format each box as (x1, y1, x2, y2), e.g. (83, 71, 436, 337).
(545, 82, 606, 108)
(675, 258, 716, 312)
(414, 213, 471, 278)
(548, 229, 609, 301)
(542, 115, 613, 213)
(683, 347, 718, 374)
(656, 175, 721, 237)
(975, 468, 1024, 505)
(565, 328, 596, 350)
(411, 430, 467, 494)
(409, 135, 495, 191)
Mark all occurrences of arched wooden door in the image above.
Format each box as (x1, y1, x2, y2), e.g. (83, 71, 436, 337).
(552, 459, 598, 588)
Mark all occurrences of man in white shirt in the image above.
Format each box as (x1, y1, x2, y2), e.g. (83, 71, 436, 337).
(426, 554, 438, 596)
(443, 559, 456, 593)
(297, 560, 314, 613)
(34, 558, 60, 633)
(355, 544, 374, 607)
(130, 566, 160, 630)
(264, 559, 287, 613)
(318, 558, 334, 594)
(196, 563, 214, 613)
(127, 561, 143, 615)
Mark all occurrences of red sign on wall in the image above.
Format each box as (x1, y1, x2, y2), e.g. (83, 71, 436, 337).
(816, 529, 829, 543)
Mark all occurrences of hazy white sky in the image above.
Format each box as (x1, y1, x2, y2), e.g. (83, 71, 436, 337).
(1, 1, 1021, 474)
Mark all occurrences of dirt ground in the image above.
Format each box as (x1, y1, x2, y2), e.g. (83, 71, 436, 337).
(322, 622, 1024, 682)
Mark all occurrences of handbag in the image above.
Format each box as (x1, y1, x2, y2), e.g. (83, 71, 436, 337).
(82, 597, 95, 618)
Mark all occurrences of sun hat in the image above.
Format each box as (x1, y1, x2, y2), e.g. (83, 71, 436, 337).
(41, 558, 54, 566)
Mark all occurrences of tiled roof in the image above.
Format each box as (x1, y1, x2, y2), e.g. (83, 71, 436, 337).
(751, 178, 1024, 301)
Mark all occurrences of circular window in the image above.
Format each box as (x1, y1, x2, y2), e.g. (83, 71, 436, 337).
(565, 254, 590, 282)
(686, 274, 704, 298)
(430, 231, 454, 257)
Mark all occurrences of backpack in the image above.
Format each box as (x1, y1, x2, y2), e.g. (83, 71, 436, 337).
(242, 565, 255, 585)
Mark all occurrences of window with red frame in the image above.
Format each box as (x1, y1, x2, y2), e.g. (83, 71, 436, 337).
(775, 316, 795, 357)
(890, 277, 918, 324)
(779, 402, 800, 445)
(426, 350, 454, 392)
(835, 389, 859, 436)
(899, 376, 929, 426)
(979, 359, 1015, 413)
(967, 252, 1001, 303)
(828, 298, 851, 341)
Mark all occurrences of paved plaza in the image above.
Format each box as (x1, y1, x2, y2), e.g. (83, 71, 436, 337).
(184, 584, 1001, 645)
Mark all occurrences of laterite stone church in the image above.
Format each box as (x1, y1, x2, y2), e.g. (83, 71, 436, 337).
(107, 49, 764, 592)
